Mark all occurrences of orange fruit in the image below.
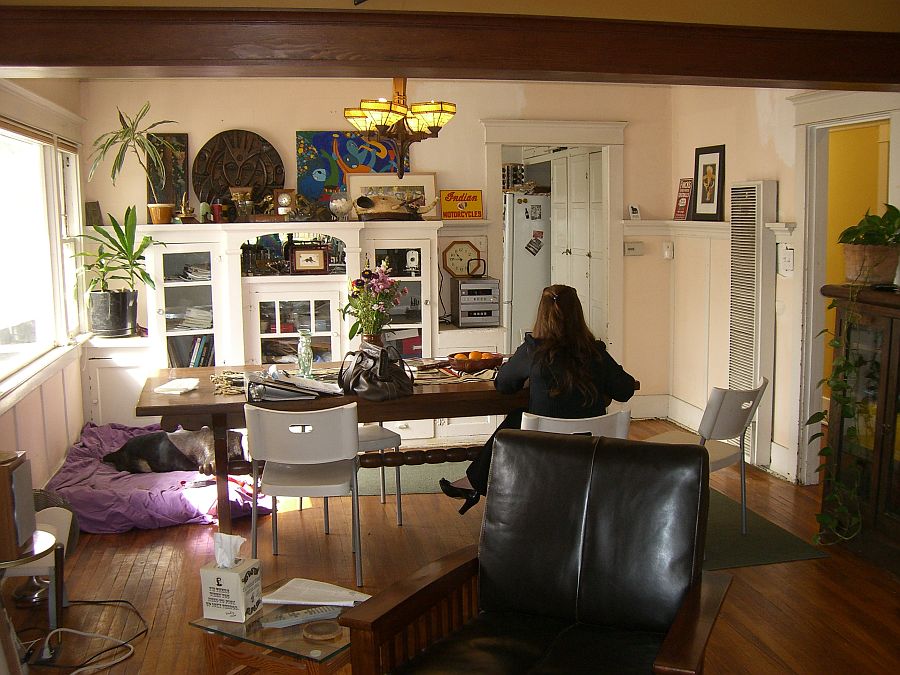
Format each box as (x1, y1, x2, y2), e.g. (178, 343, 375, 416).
(468, 351, 483, 360)
(453, 353, 468, 360)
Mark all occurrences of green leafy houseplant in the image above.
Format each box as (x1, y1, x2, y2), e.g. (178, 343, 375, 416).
(76, 206, 163, 337)
(87, 101, 177, 222)
(76, 206, 161, 292)
(807, 322, 864, 545)
(838, 204, 900, 285)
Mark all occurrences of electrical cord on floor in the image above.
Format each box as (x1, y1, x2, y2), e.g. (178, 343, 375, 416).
(27, 599, 147, 672)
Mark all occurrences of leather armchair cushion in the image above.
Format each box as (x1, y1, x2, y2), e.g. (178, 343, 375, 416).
(393, 610, 665, 674)
(479, 431, 708, 632)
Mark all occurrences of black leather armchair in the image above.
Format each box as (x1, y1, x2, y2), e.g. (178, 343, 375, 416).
(340, 430, 731, 674)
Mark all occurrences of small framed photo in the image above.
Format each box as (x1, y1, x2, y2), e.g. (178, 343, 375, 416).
(689, 145, 725, 221)
(346, 172, 438, 219)
(628, 204, 641, 220)
(273, 188, 296, 215)
(290, 243, 330, 275)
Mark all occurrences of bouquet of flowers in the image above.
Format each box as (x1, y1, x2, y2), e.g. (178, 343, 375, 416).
(341, 261, 408, 339)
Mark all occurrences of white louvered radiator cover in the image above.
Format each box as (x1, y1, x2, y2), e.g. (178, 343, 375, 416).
(729, 181, 777, 464)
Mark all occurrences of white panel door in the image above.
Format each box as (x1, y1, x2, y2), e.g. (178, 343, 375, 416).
(589, 150, 608, 341)
(550, 157, 569, 286)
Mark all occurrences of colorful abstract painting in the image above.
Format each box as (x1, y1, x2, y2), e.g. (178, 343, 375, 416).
(295, 131, 409, 204)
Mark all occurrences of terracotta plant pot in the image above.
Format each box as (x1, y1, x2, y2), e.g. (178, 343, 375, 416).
(842, 244, 900, 285)
(147, 203, 175, 225)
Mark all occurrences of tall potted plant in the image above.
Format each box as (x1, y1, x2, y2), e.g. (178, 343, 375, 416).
(838, 204, 900, 285)
(87, 101, 178, 224)
(76, 206, 162, 336)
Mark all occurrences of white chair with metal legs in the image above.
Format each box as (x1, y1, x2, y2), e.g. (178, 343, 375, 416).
(521, 409, 631, 438)
(646, 377, 768, 534)
(358, 423, 404, 525)
(245, 402, 364, 586)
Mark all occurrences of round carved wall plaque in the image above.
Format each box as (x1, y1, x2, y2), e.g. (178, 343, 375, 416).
(192, 130, 285, 215)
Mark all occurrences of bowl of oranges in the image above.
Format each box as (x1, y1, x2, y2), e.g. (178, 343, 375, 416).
(447, 350, 504, 373)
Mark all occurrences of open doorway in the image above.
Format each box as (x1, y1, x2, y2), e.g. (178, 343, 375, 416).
(482, 120, 627, 356)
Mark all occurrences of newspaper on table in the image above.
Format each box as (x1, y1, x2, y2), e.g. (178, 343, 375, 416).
(265, 365, 342, 395)
(262, 577, 371, 607)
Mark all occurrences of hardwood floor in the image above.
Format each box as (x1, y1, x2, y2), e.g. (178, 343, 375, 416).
(4, 419, 899, 674)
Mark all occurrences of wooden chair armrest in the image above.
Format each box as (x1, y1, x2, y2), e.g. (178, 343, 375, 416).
(653, 571, 732, 674)
(339, 545, 479, 675)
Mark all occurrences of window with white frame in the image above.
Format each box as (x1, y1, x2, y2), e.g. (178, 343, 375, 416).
(0, 124, 81, 383)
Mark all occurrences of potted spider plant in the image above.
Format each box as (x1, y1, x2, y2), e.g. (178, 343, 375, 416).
(76, 206, 163, 336)
(87, 101, 178, 224)
(838, 204, 900, 286)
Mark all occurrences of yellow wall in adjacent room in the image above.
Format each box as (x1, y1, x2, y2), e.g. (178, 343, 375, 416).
(823, 121, 890, 385)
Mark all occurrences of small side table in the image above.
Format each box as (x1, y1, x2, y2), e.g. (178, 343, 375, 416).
(1, 530, 60, 675)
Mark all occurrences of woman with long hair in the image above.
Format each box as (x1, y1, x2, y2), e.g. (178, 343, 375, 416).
(440, 284, 636, 513)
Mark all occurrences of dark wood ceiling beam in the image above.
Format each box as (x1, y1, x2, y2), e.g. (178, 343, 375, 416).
(0, 7, 897, 90)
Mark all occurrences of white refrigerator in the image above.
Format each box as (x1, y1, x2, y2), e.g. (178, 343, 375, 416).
(502, 192, 551, 352)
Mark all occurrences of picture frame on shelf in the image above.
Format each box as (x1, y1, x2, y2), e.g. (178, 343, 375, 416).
(346, 172, 438, 220)
(688, 145, 725, 221)
(290, 243, 330, 275)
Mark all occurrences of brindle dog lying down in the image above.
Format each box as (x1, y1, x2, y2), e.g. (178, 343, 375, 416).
(103, 427, 246, 474)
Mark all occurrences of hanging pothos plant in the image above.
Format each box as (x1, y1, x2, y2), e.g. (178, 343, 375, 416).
(806, 292, 865, 545)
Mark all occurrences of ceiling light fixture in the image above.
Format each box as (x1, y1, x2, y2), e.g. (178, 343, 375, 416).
(344, 77, 456, 179)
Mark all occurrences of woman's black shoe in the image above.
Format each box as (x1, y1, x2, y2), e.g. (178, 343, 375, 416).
(439, 478, 481, 515)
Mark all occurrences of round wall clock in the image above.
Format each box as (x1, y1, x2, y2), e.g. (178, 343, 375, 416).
(442, 240, 482, 278)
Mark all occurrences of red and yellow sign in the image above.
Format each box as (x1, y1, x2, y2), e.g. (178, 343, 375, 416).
(439, 190, 484, 220)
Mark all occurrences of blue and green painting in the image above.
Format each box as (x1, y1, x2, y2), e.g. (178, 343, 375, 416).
(295, 131, 408, 204)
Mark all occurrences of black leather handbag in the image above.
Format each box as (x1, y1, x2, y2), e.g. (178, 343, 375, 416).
(338, 341, 414, 401)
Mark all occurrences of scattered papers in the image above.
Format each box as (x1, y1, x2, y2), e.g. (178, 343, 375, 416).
(153, 378, 199, 395)
(262, 578, 371, 607)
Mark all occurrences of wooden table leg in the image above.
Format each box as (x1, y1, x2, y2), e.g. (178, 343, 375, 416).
(212, 413, 232, 534)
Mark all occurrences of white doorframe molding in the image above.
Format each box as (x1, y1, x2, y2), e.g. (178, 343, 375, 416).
(481, 119, 627, 352)
(790, 91, 900, 485)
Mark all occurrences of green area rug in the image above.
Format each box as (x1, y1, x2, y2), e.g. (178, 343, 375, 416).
(704, 490, 827, 570)
(357, 463, 827, 570)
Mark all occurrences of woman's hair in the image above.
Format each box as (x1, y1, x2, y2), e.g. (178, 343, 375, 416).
(531, 284, 603, 405)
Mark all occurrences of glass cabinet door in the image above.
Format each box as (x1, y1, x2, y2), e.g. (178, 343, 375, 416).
(876, 318, 900, 538)
(248, 290, 341, 366)
(160, 249, 215, 368)
(370, 242, 431, 359)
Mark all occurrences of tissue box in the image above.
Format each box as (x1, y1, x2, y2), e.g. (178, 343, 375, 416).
(200, 558, 262, 622)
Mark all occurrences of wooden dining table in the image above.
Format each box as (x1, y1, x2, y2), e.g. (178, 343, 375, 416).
(135, 365, 529, 533)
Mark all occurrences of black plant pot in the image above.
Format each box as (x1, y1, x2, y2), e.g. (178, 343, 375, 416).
(88, 290, 138, 337)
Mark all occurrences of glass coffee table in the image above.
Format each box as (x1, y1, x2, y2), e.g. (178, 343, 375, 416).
(190, 580, 351, 675)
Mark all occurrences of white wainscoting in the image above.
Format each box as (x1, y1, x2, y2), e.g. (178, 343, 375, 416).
(0, 346, 85, 488)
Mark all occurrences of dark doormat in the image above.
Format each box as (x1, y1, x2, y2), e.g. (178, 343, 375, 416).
(704, 490, 828, 570)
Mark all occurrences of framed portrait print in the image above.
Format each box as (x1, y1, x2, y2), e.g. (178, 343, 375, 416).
(689, 145, 725, 221)
(290, 243, 330, 275)
(346, 172, 438, 219)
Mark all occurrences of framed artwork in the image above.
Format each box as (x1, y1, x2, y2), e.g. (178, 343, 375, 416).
(84, 201, 103, 228)
(290, 243, 330, 275)
(295, 131, 409, 205)
(346, 172, 437, 217)
(147, 133, 188, 217)
(689, 145, 725, 221)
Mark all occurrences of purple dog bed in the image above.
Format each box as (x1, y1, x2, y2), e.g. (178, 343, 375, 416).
(46, 422, 268, 534)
